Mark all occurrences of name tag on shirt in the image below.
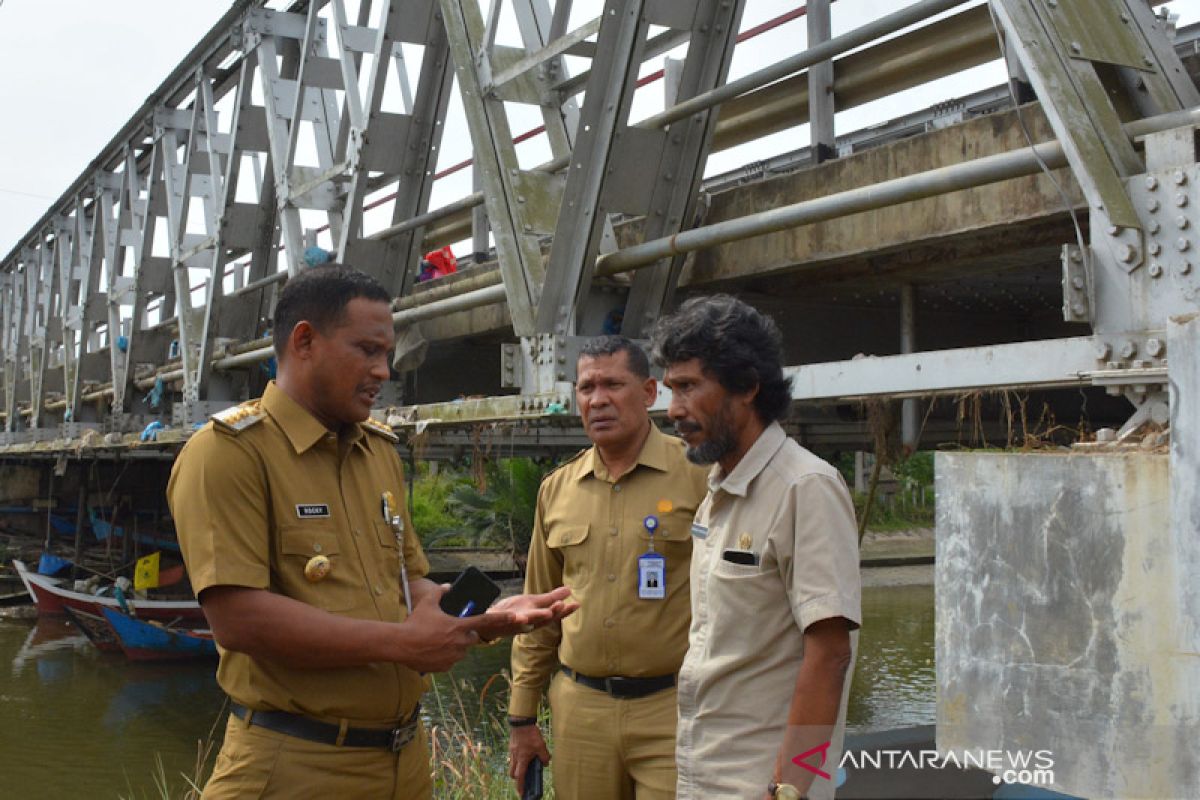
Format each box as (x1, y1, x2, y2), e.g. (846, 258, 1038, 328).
(296, 504, 331, 518)
(690, 523, 708, 539)
(638, 552, 666, 600)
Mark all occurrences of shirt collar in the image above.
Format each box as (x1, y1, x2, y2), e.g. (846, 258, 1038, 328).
(580, 421, 673, 482)
(261, 381, 334, 455)
(707, 421, 787, 497)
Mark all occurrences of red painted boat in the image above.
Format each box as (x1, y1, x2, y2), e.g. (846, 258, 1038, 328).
(12, 559, 206, 625)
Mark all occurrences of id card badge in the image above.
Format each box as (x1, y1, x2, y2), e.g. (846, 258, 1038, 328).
(638, 552, 666, 600)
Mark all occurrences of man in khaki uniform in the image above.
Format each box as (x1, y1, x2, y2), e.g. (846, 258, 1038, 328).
(169, 265, 574, 799)
(508, 337, 708, 799)
(653, 295, 861, 800)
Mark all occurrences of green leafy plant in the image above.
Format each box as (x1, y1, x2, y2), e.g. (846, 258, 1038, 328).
(440, 459, 554, 564)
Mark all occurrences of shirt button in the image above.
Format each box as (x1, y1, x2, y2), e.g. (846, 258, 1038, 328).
(373, 585, 382, 595)
(603, 618, 615, 628)
(609, 526, 618, 536)
(607, 573, 616, 582)
(313, 543, 322, 553)
(612, 484, 621, 493)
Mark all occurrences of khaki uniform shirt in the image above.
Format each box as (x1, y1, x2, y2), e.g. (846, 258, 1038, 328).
(676, 423, 862, 800)
(168, 381, 430, 726)
(509, 423, 709, 718)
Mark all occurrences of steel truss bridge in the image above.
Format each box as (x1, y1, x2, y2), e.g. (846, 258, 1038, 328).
(1, 0, 1199, 461)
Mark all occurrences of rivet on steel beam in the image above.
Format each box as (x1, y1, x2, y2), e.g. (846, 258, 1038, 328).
(1145, 175, 1159, 190)
(1178, 238, 1191, 252)
(1177, 261, 1193, 275)
(1146, 339, 1165, 357)
(1070, 41, 1082, 54)
(1174, 169, 1187, 185)
(1094, 342, 1111, 360)
(1149, 242, 1161, 256)
(1149, 263, 1163, 278)
(1176, 193, 1189, 207)
(1177, 216, 1190, 229)
(1119, 341, 1137, 359)
(1149, 220, 1161, 233)
(1120, 12, 1130, 22)
(1143, 55, 1154, 67)
(1071, 301, 1087, 316)
(1118, 244, 1136, 262)
(1070, 249, 1083, 263)
(1072, 276, 1085, 289)
(1147, 199, 1160, 212)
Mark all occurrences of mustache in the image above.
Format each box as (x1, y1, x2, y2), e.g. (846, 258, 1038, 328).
(674, 421, 702, 435)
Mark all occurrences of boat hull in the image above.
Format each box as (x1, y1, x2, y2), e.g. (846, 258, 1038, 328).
(99, 607, 217, 662)
(12, 560, 205, 625)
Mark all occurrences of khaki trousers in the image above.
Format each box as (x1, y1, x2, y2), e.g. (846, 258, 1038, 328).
(201, 712, 432, 799)
(548, 670, 679, 800)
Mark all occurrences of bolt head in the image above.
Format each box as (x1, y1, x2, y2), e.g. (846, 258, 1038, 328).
(1147, 198, 1160, 212)
(1071, 249, 1083, 263)
(1070, 41, 1082, 53)
(1178, 261, 1193, 275)
(1173, 169, 1187, 185)
(1149, 263, 1163, 277)
(1177, 216, 1190, 229)
(1118, 244, 1136, 262)
(1149, 242, 1162, 256)
(1120, 341, 1138, 359)
(1149, 220, 1161, 234)
(1177, 193, 1189, 208)
(1145, 175, 1159, 190)
(1071, 302, 1087, 317)
(1179, 238, 1192, 252)
(1094, 342, 1111, 360)
(1146, 338, 1165, 357)
(1072, 276, 1085, 289)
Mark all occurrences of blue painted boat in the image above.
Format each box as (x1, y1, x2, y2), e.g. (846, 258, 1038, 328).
(99, 607, 217, 662)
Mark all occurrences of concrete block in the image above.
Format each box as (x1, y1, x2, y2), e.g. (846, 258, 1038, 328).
(937, 451, 1199, 799)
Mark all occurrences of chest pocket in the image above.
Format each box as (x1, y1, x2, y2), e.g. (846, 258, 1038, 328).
(374, 521, 402, 578)
(278, 524, 359, 612)
(638, 510, 695, 557)
(546, 523, 592, 591)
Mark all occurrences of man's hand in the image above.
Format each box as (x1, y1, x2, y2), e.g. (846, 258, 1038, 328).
(508, 724, 551, 790)
(469, 587, 579, 642)
(397, 584, 493, 672)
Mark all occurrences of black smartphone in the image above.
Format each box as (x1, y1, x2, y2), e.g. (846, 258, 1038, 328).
(721, 549, 759, 566)
(521, 757, 544, 800)
(439, 566, 502, 617)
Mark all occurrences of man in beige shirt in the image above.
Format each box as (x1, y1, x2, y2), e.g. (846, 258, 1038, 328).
(653, 295, 861, 800)
(508, 336, 709, 799)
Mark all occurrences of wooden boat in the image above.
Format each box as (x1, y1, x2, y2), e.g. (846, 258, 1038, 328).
(99, 607, 217, 662)
(62, 605, 122, 652)
(12, 559, 205, 624)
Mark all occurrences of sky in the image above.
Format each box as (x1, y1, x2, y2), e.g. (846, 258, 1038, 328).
(1, 0, 1197, 261)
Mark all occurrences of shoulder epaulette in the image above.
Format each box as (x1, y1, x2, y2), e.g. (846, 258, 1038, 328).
(546, 446, 590, 478)
(211, 401, 265, 433)
(362, 415, 399, 442)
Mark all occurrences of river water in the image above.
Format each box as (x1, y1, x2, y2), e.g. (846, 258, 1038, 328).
(0, 578, 933, 798)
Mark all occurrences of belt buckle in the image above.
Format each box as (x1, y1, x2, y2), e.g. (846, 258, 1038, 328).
(390, 723, 415, 753)
(605, 676, 630, 698)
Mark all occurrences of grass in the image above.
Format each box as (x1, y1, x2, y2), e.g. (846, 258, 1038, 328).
(427, 672, 555, 798)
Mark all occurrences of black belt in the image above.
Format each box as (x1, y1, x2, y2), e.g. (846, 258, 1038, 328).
(230, 703, 421, 752)
(561, 666, 676, 699)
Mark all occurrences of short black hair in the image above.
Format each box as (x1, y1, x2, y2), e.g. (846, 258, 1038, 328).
(651, 294, 793, 424)
(578, 335, 650, 379)
(272, 264, 392, 358)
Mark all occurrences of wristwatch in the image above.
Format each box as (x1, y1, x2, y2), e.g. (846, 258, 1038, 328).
(767, 781, 804, 800)
(507, 716, 538, 728)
